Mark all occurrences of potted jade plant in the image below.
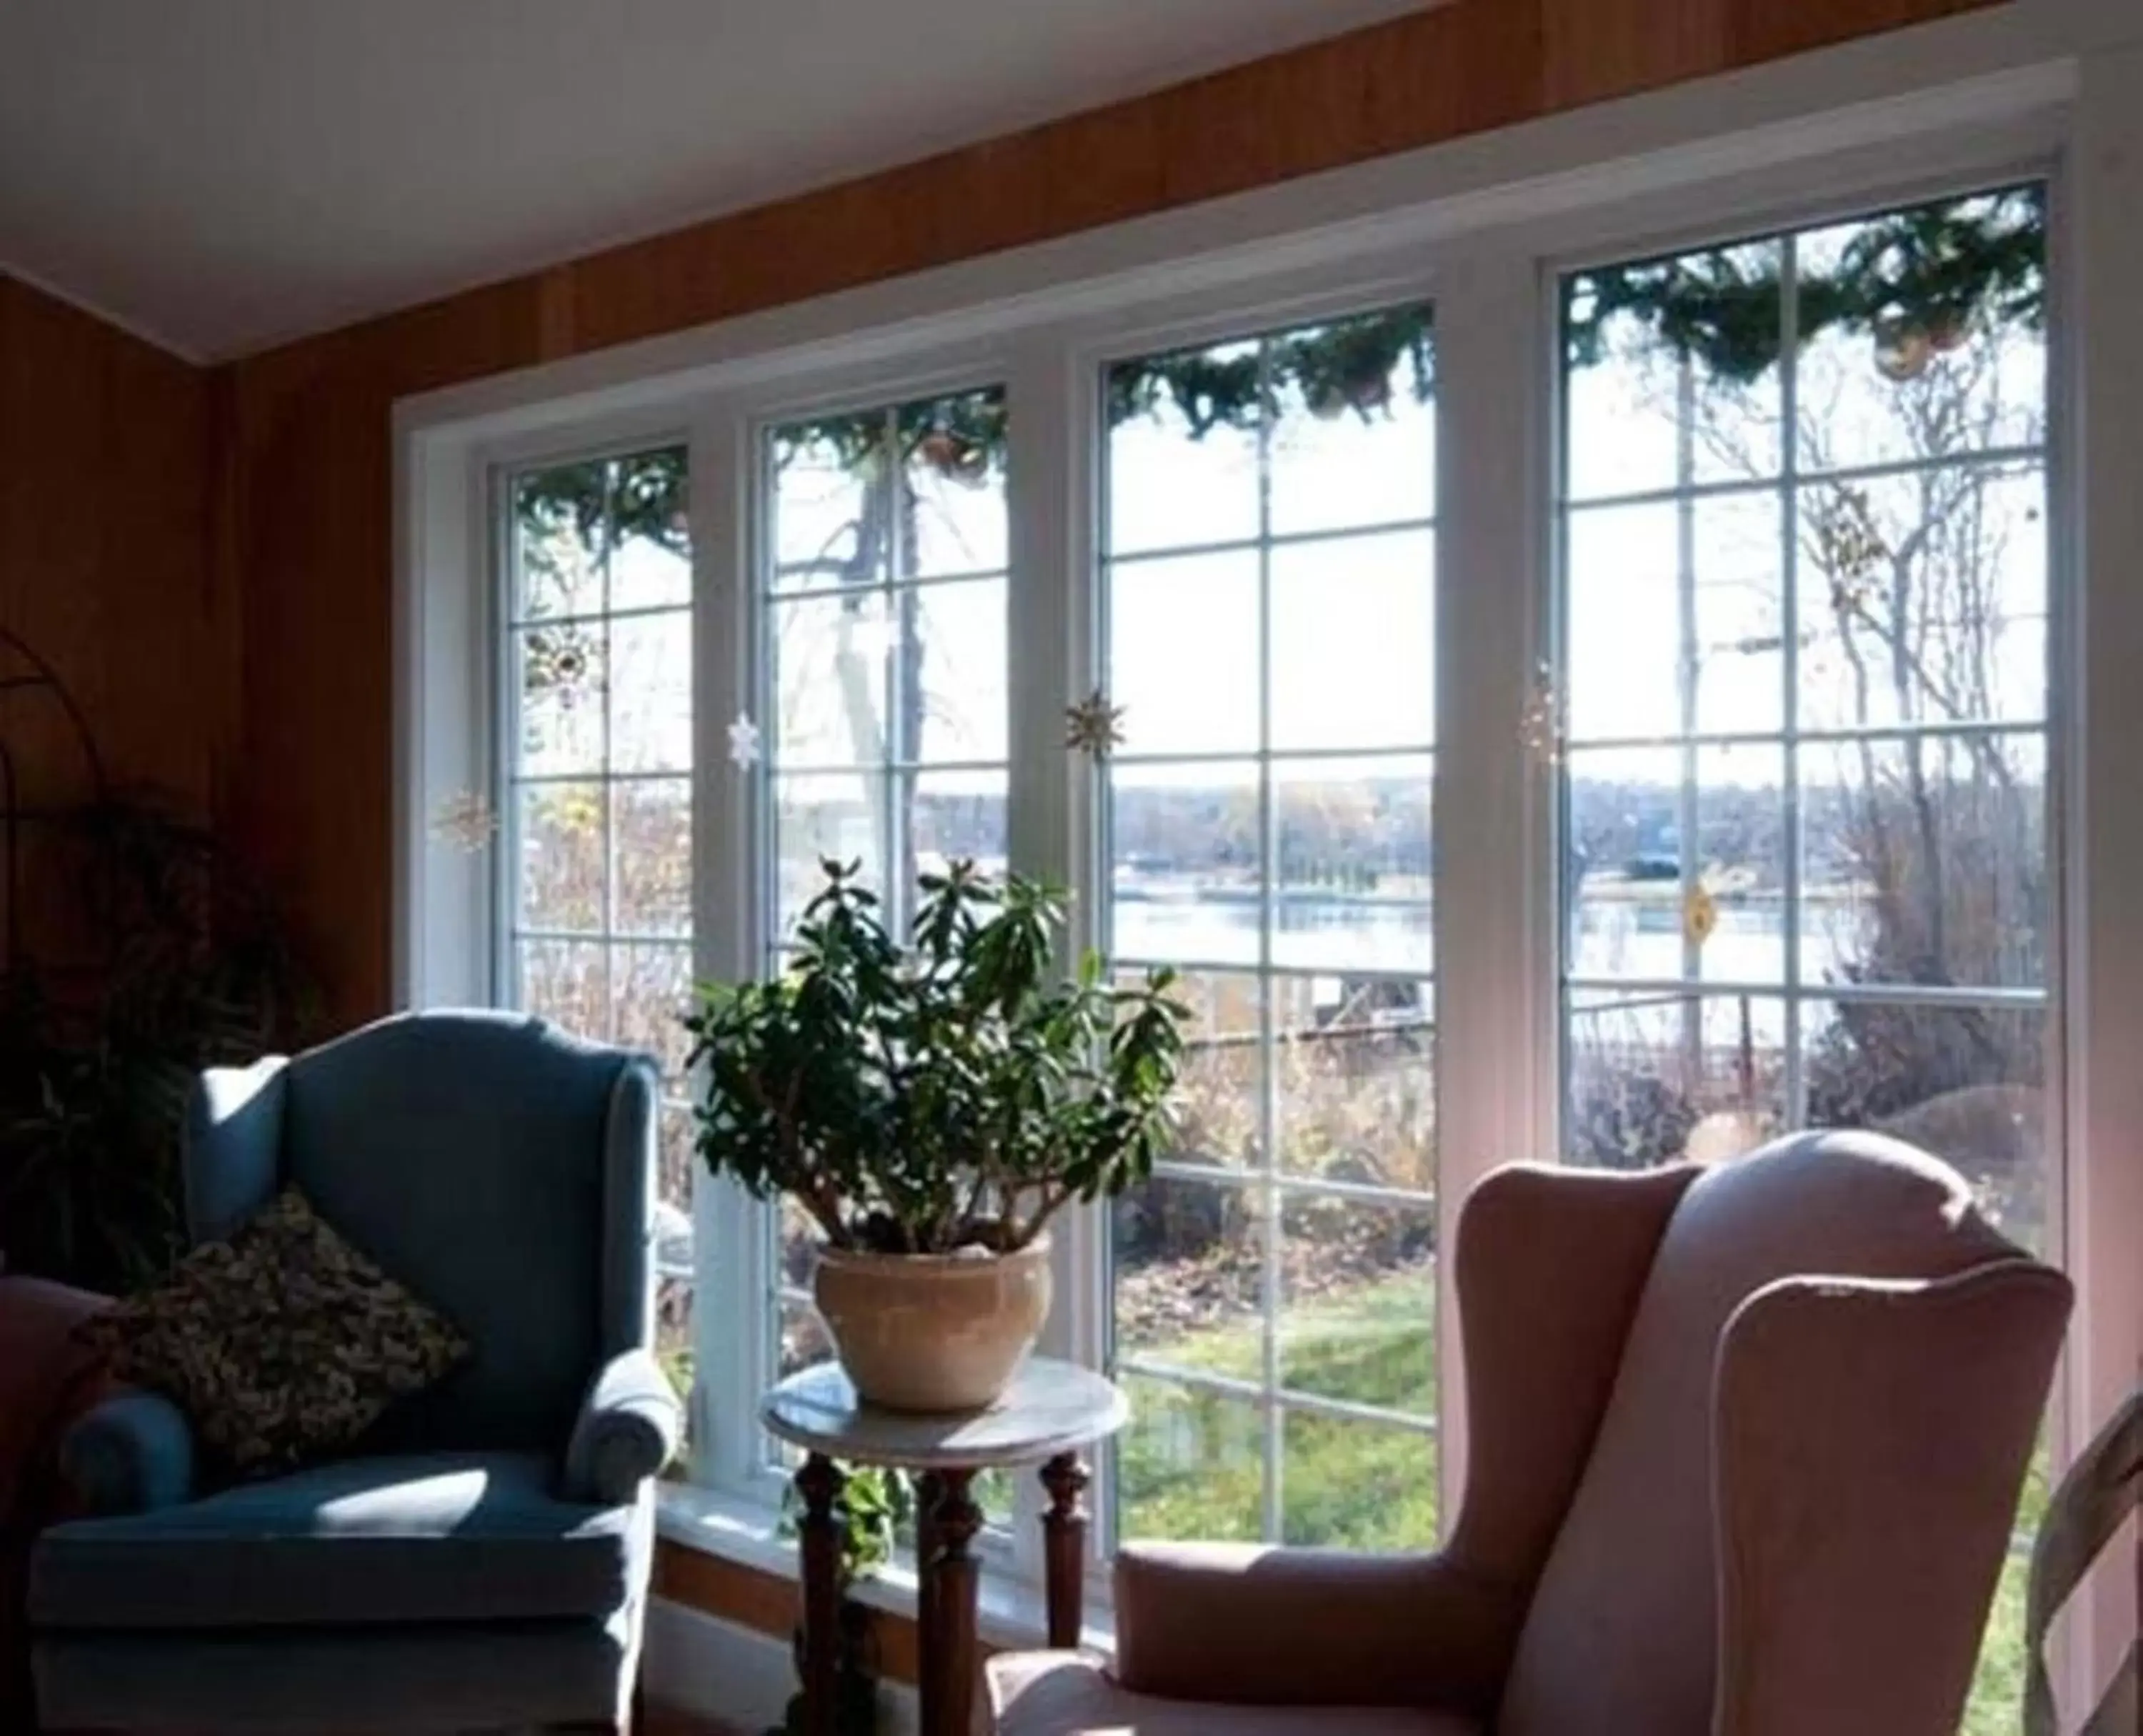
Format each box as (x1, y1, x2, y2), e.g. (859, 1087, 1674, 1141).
(684, 859, 1187, 1412)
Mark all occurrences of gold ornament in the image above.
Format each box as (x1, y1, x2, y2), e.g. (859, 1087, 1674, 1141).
(1065, 689, 1127, 757)
(1684, 882, 1719, 949)
(726, 712, 763, 769)
(1874, 318, 1933, 383)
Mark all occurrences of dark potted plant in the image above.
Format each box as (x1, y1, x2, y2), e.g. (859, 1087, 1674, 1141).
(684, 860, 1187, 1412)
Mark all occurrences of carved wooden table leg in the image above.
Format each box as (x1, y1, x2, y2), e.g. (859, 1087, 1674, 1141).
(913, 1470, 946, 1712)
(796, 1452, 845, 1736)
(1040, 1453, 1091, 1649)
(917, 1467, 982, 1736)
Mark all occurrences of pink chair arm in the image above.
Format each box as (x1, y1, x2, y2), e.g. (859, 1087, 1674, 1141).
(1112, 1541, 1522, 1712)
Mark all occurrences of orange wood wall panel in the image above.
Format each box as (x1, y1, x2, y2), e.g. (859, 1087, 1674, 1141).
(0, 275, 219, 974)
(1724, 0, 1985, 64)
(219, 0, 2002, 1024)
(1544, 0, 1729, 111)
(652, 1539, 929, 1687)
(221, 281, 548, 1017)
(0, 274, 218, 817)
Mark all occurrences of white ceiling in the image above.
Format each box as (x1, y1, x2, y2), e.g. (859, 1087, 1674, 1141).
(0, 0, 1431, 362)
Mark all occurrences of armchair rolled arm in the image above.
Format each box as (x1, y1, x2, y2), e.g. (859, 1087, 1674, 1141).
(1112, 1542, 1523, 1712)
(58, 1387, 196, 1517)
(564, 1347, 683, 1504)
(1713, 1262, 2072, 1736)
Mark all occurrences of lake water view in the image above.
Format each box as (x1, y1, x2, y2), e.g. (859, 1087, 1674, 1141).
(1112, 878, 1857, 991)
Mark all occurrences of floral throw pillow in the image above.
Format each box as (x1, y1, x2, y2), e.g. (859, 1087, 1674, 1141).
(78, 1187, 470, 1477)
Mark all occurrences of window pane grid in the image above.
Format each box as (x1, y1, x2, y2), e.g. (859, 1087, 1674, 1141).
(774, 562, 1009, 597)
(1103, 512, 1438, 571)
(1778, 228, 1809, 1120)
(509, 604, 694, 944)
(1112, 744, 1439, 769)
(506, 599, 703, 634)
(1115, 954, 1434, 982)
(1562, 439, 2046, 514)
(756, 757, 1010, 778)
(1561, 719, 2049, 754)
(756, 388, 1011, 1471)
(1567, 978, 2047, 1010)
(501, 447, 696, 1450)
(516, 926, 697, 949)
(511, 767, 700, 788)
(1561, 189, 2049, 1201)
(1104, 304, 1439, 1554)
(1117, 1357, 1439, 1434)
(1253, 335, 1283, 1541)
(1144, 1159, 1435, 1208)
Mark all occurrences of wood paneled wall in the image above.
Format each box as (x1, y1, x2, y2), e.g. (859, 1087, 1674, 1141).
(219, 0, 2000, 1027)
(0, 274, 219, 824)
(653, 1543, 931, 1689)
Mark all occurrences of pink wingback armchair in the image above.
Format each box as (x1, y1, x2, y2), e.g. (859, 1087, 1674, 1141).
(991, 1132, 2070, 1736)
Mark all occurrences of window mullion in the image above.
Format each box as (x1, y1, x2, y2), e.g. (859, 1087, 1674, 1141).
(881, 407, 906, 932)
(599, 467, 620, 1032)
(491, 472, 518, 1009)
(1253, 336, 1284, 1546)
(1004, 338, 1088, 1581)
(689, 404, 770, 1496)
(1780, 234, 1807, 1124)
(1676, 353, 1702, 1085)
(1432, 251, 1557, 1535)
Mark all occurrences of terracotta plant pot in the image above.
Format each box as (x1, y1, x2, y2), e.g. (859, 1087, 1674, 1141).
(811, 1239, 1052, 1413)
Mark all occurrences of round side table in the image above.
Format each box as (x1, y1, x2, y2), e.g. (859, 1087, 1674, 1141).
(761, 1357, 1128, 1736)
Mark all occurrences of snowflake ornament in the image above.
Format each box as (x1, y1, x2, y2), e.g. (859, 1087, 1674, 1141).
(727, 712, 763, 769)
(431, 789, 498, 853)
(1065, 689, 1127, 757)
(1518, 660, 1563, 766)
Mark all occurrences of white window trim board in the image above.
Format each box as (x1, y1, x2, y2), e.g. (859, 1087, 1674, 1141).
(2062, 31, 2143, 1707)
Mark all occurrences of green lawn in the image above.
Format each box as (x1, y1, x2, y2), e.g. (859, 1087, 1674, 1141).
(1119, 1267, 1439, 1550)
(1962, 1446, 2049, 1736)
(1117, 1264, 2040, 1735)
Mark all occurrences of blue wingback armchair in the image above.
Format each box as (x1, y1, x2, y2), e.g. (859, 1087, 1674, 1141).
(27, 1010, 683, 1735)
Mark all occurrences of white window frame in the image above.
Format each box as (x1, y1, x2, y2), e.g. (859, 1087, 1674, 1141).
(707, 346, 1029, 1528)
(395, 11, 2138, 1692)
(489, 432, 697, 1006)
(1079, 275, 1444, 1550)
(1547, 182, 2064, 1219)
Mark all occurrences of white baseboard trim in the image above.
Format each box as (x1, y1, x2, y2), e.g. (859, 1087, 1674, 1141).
(643, 1595, 921, 1736)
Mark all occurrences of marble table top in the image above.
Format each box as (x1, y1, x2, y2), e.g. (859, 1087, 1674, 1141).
(761, 1357, 1129, 1470)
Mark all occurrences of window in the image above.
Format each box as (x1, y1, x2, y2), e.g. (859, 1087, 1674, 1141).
(756, 386, 1012, 1492)
(436, 111, 2124, 1712)
(1099, 307, 1441, 1550)
(502, 447, 699, 1415)
(1557, 187, 2052, 1732)
(1558, 186, 2052, 1223)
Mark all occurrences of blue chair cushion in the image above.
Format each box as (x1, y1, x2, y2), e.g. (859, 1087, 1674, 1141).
(30, 1452, 649, 1630)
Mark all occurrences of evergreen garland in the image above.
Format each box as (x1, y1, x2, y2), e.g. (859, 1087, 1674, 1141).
(1564, 186, 2044, 384)
(514, 188, 2044, 555)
